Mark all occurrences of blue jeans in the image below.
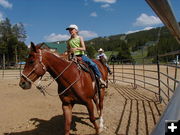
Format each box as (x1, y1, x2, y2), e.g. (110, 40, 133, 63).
(106, 63, 112, 73)
(81, 55, 102, 78)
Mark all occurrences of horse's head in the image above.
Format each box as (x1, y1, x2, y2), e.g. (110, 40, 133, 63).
(19, 42, 47, 89)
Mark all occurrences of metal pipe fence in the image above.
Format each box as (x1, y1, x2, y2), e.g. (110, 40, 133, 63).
(1, 52, 180, 106)
(109, 52, 180, 105)
(0, 69, 21, 79)
(0, 66, 50, 79)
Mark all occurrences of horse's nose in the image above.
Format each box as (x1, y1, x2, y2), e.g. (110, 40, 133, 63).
(19, 81, 31, 89)
(19, 81, 26, 89)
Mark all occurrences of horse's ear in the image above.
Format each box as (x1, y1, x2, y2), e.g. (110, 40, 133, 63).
(30, 42, 37, 53)
(39, 42, 45, 49)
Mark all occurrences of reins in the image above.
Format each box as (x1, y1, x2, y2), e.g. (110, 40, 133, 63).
(37, 60, 82, 96)
(21, 49, 82, 96)
(39, 69, 82, 96)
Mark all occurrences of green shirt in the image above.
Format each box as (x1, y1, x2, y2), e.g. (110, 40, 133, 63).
(68, 36, 85, 55)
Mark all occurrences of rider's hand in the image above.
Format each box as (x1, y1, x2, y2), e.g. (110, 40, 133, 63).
(70, 48, 77, 53)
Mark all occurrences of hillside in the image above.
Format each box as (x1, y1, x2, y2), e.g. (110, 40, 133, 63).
(85, 23, 180, 60)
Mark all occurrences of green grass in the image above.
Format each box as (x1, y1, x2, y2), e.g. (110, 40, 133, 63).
(105, 51, 119, 58)
(95, 48, 153, 64)
(131, 48, 153, 64)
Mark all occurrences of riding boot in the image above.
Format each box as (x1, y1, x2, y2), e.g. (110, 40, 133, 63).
(109, 71, 112, 75)
(107, 68, 112, 75)
(99, 78, 106, 88)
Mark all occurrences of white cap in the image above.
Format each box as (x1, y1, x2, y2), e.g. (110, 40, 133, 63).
(66, 24, 79, 31)
(98, 48, 104, 52)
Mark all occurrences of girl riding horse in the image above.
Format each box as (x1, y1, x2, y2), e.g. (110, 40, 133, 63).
(66, 24, 106, 87)
(19, 42, 108, 135)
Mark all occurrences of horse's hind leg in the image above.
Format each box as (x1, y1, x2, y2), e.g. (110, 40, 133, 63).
(93, 93, 100, 115)
(99, 88, 105, 132)
(62, 104, 73, 135)
(86, 99, 99, 134)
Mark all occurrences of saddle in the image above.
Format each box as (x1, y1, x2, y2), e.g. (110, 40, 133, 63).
(76, 57, 91, 73)
(74, 57, 104, 89)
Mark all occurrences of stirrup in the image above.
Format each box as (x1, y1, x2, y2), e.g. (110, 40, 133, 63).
(99, 78, 106, 88)
(100, 83, 106, 88)
(109, 71, 112, 75)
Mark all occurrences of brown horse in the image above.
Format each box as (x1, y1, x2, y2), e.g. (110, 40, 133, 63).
(19, 42, 108, 135)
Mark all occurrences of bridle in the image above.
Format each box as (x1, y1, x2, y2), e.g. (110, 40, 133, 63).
(21, 49, 82, 96)
(21, 49, 46, 87)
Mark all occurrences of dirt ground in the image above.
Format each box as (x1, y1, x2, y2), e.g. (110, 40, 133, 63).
(0, 77, 165, 135)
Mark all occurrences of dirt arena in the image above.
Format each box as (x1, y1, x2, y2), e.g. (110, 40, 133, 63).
(0, 76, 166, 135)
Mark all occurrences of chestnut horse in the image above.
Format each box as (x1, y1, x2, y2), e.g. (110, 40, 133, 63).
(19, 42, 108, 135)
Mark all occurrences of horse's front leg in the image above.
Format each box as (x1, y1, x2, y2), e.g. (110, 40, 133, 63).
(62, 104, 73, 135)
(86, 99, 99, 134)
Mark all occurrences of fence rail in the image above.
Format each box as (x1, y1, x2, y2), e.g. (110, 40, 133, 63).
(0, 68, 50, 79)
(109, 52, 180, 105)
(0, 69, 21, 79)
(1, 51, 180, 106)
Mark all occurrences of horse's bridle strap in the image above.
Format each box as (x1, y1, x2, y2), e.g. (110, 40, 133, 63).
(21, 68, 35, 84)
(21, 49, 46, 88)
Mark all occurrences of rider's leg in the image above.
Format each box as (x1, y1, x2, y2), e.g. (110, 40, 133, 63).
(106, 63, 112, 75)
(81, 55, 106, 87)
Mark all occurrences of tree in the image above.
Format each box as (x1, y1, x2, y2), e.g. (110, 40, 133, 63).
(86, 45, 96, 58)
(12, 23, 27, 42)
(117, 41, 132, 61)
(0, 18, 28, 67)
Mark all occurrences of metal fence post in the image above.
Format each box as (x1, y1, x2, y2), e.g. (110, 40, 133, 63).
(112, 61, 115, 83)
(122, 60, 124, 81)
(157, 55, 161, 102)
(166, 58, 170, 101)
(173, 61, 178, 91)
(133, 60, 136, 88)
(19, 64, 22, 77)
(143, 57, 145, 88)
(2, 67, 4, 79)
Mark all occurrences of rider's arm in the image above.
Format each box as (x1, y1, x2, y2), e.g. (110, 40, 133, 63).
(70, 36, 86, 52)
(78, 36, 86, 51)
(96, 55, 100, 59)
(103, 53, 108, 60)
